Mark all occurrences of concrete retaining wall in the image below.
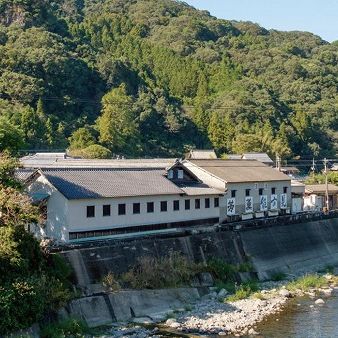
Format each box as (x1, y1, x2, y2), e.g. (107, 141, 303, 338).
(240, 217, 338, 279)
(64, 288, 201, 327)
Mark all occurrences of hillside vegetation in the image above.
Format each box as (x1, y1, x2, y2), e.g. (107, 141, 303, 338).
(0, 0, 337, 158)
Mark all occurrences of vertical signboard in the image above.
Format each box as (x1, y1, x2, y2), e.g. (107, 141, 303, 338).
(260, 195, 268, 211)
(227, 198, 236, 216)
(270, 194, 278, 210)
(245, 196, 253, 213)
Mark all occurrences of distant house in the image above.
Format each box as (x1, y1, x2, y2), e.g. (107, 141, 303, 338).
(185, 149, 217, 160)
(224, 154, 242, 160)
(291, 180, 305, 213)
(330, 163, 338, 171)
(180, 159, 291, 222)
(241, 153, 274, 166)
(280, 166, 300, 176)
(304, 184, 338, 211)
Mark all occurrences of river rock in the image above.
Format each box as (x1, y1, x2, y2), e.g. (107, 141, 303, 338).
(279, 289, 291, 298)
(322, 289, 333, 296)
(218, 289, 228, 298)
(315, 298, 325, 305)
(132, 317, 154, 324)
(248, 328, 259, 335)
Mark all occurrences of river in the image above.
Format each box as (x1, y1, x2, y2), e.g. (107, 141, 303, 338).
(257, 294, 338, 338)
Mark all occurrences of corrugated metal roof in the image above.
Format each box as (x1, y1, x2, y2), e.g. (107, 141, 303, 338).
(40, 168, 183, 200)
(187, 149, 217, 160)
(187, 160, 290, 183)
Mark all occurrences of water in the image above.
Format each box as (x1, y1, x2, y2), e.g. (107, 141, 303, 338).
(257, 295, 338, 338)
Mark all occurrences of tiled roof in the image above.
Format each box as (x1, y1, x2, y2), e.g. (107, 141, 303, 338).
(176, 182, 224, 196)
(40, 168, 183, 199)
(242, 153, 274, 164)
(186, 160, 290, 183)
(187, 150, 217, 160)
(305, 184, 338, 194)
(20, 157, 175, 169)
(15, 168, 35, 182)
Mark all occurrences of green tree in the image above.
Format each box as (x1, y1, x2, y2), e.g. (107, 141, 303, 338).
(0, 118, 24, 154)
(68, 127, 96, 150)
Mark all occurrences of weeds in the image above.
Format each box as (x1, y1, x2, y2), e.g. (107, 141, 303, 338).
(102, 272, 121, 292)
(41, 318, 89, 338)
(286, 274, 327, 292)
(271, 272, 287, 281)
(226, 280, 258, 302)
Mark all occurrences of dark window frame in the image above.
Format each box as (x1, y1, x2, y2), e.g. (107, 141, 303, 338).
(245, 189, 251, 197)
(173, 200, 180, 211)
(118, 203, 126, 216)
(214, 197, 219, 208)
(161, 201, 167, 212)
(271, 187, 276, 194)
(259, 188, 264, 196)
(205, 198, 210, 208)
(185, 199, 190, 210)
(195, 198, 201, 209)
(102, 204, 111, 217)
(283, 187, 288, 194)
(147, 202, 154, 213)
(86, 205, 95, 218)
(231, 190, 236, 198)
(133, 203, 141, 214)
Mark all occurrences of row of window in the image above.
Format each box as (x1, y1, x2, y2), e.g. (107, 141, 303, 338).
(86, 197, 220, 218)
(231, 187, 288, 198)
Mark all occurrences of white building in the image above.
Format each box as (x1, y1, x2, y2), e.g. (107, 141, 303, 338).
(170, 159, 292, 222)
(24, 158, 292, 243)
(26, 167, 222, 242)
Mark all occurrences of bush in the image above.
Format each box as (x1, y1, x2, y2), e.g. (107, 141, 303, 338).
(206, 259, 237, 282)
(0, 277, 45, 334)
(123, 252, 201, 289)
(70, 144, 112, 159)
(102, 272, 121, 291)
(271, 272, 287, 281)
(41, 318, 89, 338)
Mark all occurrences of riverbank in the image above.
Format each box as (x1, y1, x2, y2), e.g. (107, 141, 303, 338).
(159, 274, 338, 336)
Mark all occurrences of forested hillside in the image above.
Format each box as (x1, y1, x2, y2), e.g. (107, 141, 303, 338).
(0, 0, 337, 158)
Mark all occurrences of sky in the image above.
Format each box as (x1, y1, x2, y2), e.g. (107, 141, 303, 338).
(184, 0, 338, 42)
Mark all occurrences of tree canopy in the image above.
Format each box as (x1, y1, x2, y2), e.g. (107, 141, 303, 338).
(0, 0, 336, 159)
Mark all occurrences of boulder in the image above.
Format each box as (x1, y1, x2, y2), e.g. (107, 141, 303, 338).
(218, 289, 228, 298)
(315, 298, 325, 305)
(198, 272, 214, 287)
(279, 289, 291, 298)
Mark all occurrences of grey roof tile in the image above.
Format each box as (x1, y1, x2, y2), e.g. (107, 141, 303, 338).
(41, 168, 183, 200)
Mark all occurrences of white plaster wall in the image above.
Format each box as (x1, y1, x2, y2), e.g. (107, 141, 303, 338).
(28, 176, 69, 241)
(67, 194, 221, 232)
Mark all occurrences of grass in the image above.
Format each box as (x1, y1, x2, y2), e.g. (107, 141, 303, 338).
(226, 280, 258, 302)
(41, 318, 90, 338)
(286, 274, 328, 292)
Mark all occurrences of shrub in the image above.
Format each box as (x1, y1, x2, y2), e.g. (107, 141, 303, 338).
(271, 272, 287, 281)
(123, 251, 200, 289)
(102, 272, 121, 291)
(41, 318, 89, 338)
(206, 259, 237, 282)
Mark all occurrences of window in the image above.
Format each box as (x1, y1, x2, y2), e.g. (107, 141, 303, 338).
(185, 199, 190, 210)
(173, 200, 180, 211)
(214, 197, 219, 208)
(245, 189, 251, 197)
(86, 206, 95, 218)
(205, 198, 210, 208)
(103, 205, 111, 217)
(195, 199, 201, 209)
(133, 203, 140, 214)
(259, 188, 264, 196)
(118, 203, 126, 215)
(178, 170, 184, 179)
(231, 190, 236, 198)
(283, 187, 288, 194)
(147, 202, 154, 213)
(167, 170, 173, 179)
(271, 187, 276, 194)
(161, 201, 167, 212)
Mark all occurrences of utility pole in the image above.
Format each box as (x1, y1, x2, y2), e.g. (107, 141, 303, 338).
(276, 154, 281, 171)
(324, 158, 329, 212)
(311, 158, 316, 176)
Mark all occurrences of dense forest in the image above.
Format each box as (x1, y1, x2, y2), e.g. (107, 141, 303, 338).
(0, 0, 337, 158)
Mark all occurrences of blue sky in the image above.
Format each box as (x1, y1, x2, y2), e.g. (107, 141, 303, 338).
(185, 0, 337, 42)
